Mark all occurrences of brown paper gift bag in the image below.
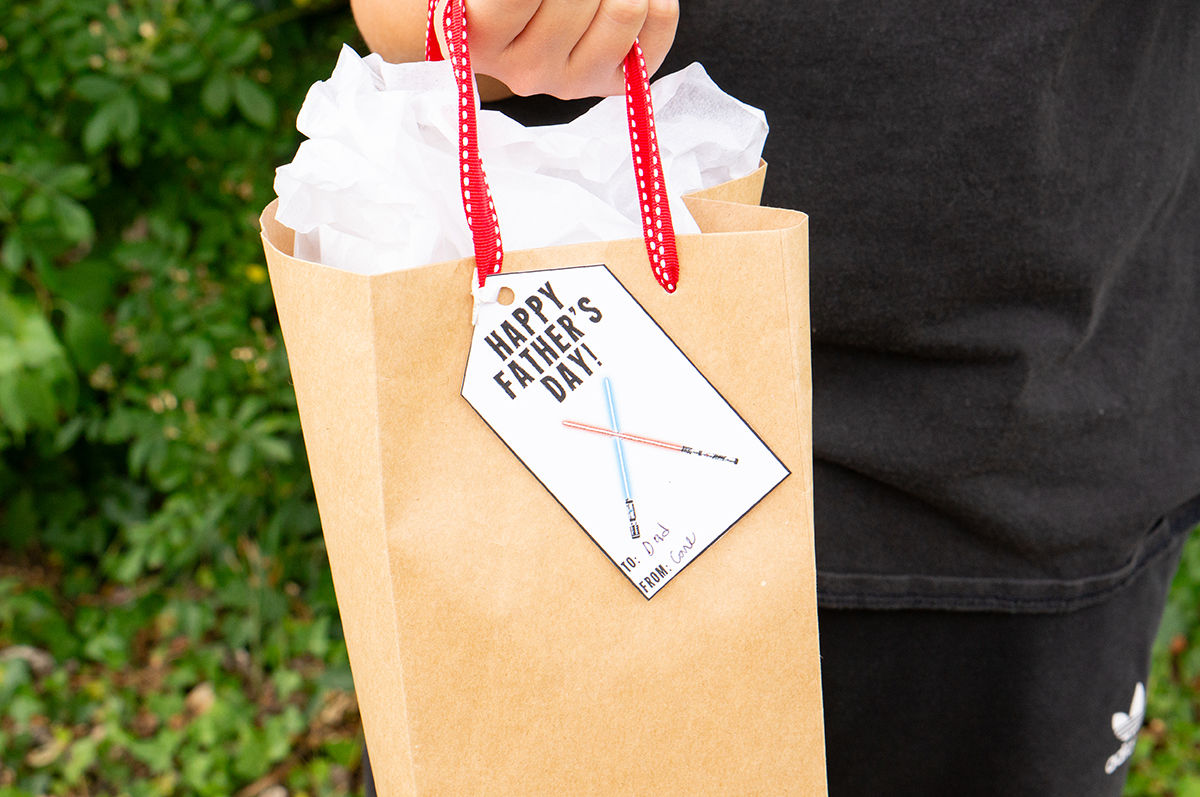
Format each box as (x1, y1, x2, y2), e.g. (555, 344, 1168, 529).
(261, 10, 824, 791)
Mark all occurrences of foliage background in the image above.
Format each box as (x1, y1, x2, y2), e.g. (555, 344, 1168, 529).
(0, 1, 1197, 795)
(1, 0, 367, 793)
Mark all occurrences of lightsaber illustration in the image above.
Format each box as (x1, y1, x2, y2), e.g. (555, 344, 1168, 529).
(562, 421, 740, 465)
(603, 378, 640, 540)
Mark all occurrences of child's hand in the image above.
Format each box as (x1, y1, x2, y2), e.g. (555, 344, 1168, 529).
(436, 0, 679, 99)
(350, 0, 678, 101)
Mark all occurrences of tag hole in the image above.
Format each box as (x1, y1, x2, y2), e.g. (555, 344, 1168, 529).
(497, 287, 515, 306)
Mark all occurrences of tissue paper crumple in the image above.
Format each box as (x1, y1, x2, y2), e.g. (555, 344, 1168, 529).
(273, 46, 768, 276)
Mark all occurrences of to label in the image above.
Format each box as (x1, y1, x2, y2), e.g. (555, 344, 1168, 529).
(462, 265, 788, 599)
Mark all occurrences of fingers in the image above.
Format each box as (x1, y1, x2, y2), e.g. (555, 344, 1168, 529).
(567, 0, 651, 97)
(634, 0, 679, 79)
(569, 0, 678, 97)
(437, 0, 680, 100)
(440, 0, 538, 62)
(498, 0, 613, 97)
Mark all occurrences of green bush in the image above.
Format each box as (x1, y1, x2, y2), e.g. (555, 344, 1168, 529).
(0, 0, 366, 793)
(1128, 530, 1200, 796)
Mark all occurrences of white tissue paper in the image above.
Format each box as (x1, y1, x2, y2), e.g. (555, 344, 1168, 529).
(274, 46, 768, 276)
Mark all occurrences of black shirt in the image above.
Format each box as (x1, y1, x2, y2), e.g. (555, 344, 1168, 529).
(497, 0, 1200, 610)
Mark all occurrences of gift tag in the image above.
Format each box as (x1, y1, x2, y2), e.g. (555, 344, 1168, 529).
(462, 265, 788, 599)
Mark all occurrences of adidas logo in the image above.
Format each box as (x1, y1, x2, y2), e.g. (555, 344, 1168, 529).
(1104, 682, 1145, 774)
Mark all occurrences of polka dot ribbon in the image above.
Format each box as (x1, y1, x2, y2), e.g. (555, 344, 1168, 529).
(622, 40, 679, 292)
(427, 0, 680, 293)
(428, 0, 502, 287)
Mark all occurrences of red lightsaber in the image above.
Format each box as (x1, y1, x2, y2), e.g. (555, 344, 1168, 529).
(562, 420, 739, 464)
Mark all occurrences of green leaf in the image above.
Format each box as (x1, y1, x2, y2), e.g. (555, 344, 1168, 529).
(0, 656, 33, 702)
(103, 407, 137, 443)
(2, 490, 37, 549)
(55, 261, 117, 312)
(1156, 601, 1188, 653)
(32, 59, 64, 99)
(0, 78, 18, 109)
(253, 436, 292, 462)
(323, 737, 363, 769)
(15, 371, 58, 428)
(173, 364, 206, 398)
(163, 43, 207, 82)
(180, 751, 217, 791)
(137, 74, 171, 102)
(52, 195, 94, 243)
(0, 234, 24, 274)
(17, 33, 45, 61)
(84, 92, 140, 153)
(118, 140, 141, 168)
(234, 727, 271, 779)
(200, 72, 232, 117)
(62, 736, 99, 785)
(12, 304, 67, 369)
(129, 433, 160, 476)
(226, 31, 263, 66)
(21, 190, 50, 222)
(73, 74, 123, 102)
(306, 615, 330, 657)
(112, 545, 145, 583)
(232, 75, 275, 127)
(228, 440, 253, 477)
(82, 107, 115, 154)
(1183, 645, 1200, 683)
(128, 729, 183, 773)
(227, 2, 255, 23)
(0, 375, 29, 435)
(234, 397, 267, 425)
(0, 336, 22, 375)
(63, 306, 112, 371)
(110, 92, 140, 141)
(271, 667, 303, 700)
(1179, 775, 1200, 797)
(53, 415, 86, 452)
(268, 705, 304, 758)
(46, 164, 93, 197)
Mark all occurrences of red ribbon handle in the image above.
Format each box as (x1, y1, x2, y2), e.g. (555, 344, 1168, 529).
(426, 0, 680, 292)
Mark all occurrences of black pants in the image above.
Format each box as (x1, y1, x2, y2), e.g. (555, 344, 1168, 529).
(821, 530, 1183, 796)
(362, 520, 1187, 797)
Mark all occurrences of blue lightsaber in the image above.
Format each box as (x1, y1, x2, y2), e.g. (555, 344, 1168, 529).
(604, 378, 640, 540)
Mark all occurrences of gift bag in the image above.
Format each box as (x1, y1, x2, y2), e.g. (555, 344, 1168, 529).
(260, 3, 824, 794)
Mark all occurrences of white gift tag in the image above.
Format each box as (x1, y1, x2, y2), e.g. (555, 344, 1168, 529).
(462, 265, 788, 599)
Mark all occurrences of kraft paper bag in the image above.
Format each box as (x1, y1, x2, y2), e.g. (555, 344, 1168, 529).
(262, 156, 824, 795)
